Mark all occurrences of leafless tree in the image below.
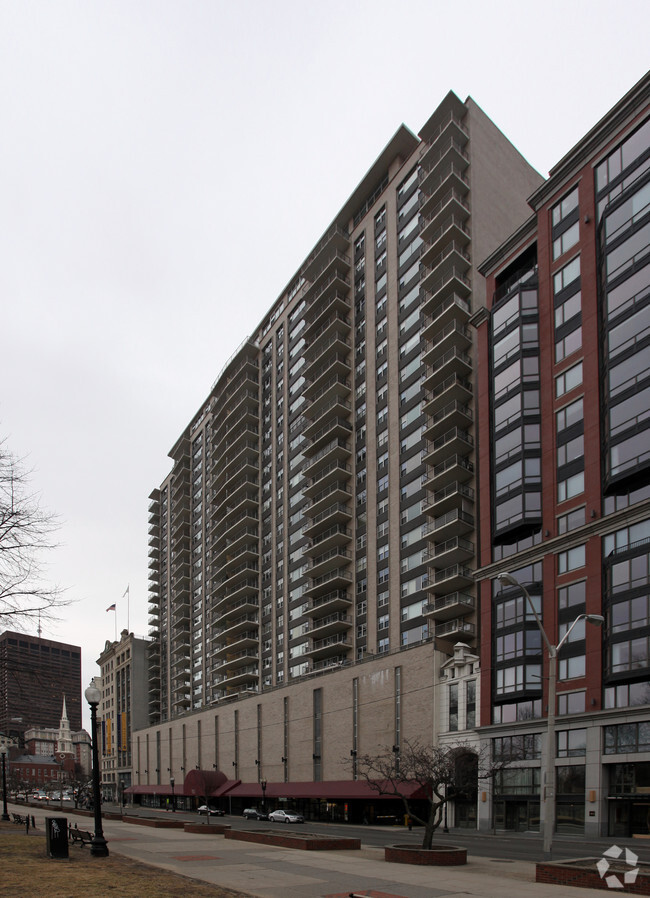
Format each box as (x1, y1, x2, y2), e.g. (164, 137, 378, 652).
(0, 439, 65, 626)
(355, 739, 506, 850)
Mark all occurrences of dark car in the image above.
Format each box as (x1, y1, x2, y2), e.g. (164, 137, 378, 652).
(242, 807, 268, 820)
(198, 805, 225, 816)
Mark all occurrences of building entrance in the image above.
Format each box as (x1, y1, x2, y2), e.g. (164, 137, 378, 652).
(494, 798, 540, 832)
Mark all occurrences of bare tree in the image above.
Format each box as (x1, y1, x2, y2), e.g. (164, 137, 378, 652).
(355, 739, 503, 850)
(0, 439, 65, 625)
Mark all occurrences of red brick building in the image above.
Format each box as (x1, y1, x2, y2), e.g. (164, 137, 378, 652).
(473, 72, 650, 839)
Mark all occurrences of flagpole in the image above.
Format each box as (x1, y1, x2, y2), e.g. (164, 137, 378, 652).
(123, 585, 130, 633)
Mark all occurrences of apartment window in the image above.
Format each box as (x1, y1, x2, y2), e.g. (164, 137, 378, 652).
(558, 545, 585, 574)
(448, 683, 458, 732)
(558, 471, 585, 502)
(553, 221, 580, 259)
(466, 680, 476, 729)
(555, 327, 582, 363)
(554, 256, 581, 295)
(558, 691, 585, 715)
(605, 722, 650, 754)
(556, 361, 583, 397)
(552, 186, 580, 227)
(378, 637, 390, 654)
(557, 728, 586, 757)
(377, 474, 388, 493)
(556, 397, 583, 434)
(558, 580, 586, 609)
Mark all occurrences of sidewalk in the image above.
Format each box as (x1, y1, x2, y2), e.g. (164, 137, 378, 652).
(22, 803, 603, 898)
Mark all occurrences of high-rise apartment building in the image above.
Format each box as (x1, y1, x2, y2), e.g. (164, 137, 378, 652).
(137, 90, 542, 818)
(0, 630, 82, 743)
(474, 72, 650, 838)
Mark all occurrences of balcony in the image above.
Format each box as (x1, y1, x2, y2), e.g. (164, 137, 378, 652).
(423, 428, 473, 466)
(303, 373, 351, 412)
(305, 589, 352, 617)
(419, 164, 470, 218)
(420, 190, 470, 243)
(307, 547, 352, 579)
(304, 417, 353, 456)
(211, 631, 258, 660)
(300, 224, 350, 282)
(424, 591, 475, 621)
(435, 618, 476, 642)
(423, 481, 474, 516)
(303, 524, 352, 557)
(426, 564, 474, 595)
(304, 567, 353, 597)
(307, 481, 352, 518)
(302, 502, 352, 537)
(303, 633, 352, 661)
(423, 346, 472, 392)
(422, 320, 472, 366)
(307, 612, 352, 639)
(421, 292, 471, 339)
(427, 535, 474, 566)
(303, 398, 352, 440)
(303, 438, 351, 477)
(303, 290, 351, 339)
(423, 401, 473, 440)
(423, 374, 472, 417)
(425, 454, 474, 490)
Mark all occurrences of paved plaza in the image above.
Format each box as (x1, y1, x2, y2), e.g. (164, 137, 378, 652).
(9, 802, 616, 898)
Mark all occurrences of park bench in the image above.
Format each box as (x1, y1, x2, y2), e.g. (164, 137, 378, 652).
(68, 824, 93, 846)
(12, 813, 26, 825)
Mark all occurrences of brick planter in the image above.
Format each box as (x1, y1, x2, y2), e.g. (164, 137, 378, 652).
(385, 844, 467, 865)
(225, 829, 360, 851)
(122, 815, 184, 829)
(184, 823, 231, 834)
(536, 859, 650, 895)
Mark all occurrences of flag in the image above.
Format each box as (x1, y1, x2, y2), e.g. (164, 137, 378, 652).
(106, 604, 116, 612)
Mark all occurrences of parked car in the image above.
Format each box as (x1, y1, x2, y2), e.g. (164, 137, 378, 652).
(197, 805, 225, 816)
(242, 807, 268, 820)
(268, 809, 304, 824)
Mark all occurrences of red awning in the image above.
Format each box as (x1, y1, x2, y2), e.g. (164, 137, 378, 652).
(126, 777, 425, 800)
(224, 780, 426, 800)
(125, 784, 174, 795)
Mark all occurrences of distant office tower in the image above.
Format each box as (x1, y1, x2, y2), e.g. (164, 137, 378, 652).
(138, 89, 542, 816)
(475, 72, 650, 838)
(0, 630, 82, 742)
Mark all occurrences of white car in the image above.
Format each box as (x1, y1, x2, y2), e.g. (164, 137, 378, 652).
(268, 809, 304, 824)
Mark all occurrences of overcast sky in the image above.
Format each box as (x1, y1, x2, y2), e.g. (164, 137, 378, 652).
(1, 0, 647, 728)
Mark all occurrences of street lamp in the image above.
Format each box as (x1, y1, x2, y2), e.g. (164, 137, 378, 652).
(260, 778, 267, 813)
(84, 682, 109, 857)
(497, 572, 604, 856)
(170, 776, 175, 813)
(120, 779, 125, 810)
(0, 744, 9, 821)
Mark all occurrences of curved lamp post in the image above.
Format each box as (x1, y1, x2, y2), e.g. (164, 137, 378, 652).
(84, 682, 109, 857)
(497, 572, 603, 856)
(0, 744, 9, 822)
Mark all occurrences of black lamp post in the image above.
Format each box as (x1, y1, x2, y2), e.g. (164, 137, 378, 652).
(1, 745, 10, 822)
(170, 776, 175, 812)
(120, 779, 125, 810)
(84, 682, 109, 857)
(260, 778, 267, 813)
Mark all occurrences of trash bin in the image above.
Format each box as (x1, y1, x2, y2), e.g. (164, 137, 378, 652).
(45, 817, 69, 859)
